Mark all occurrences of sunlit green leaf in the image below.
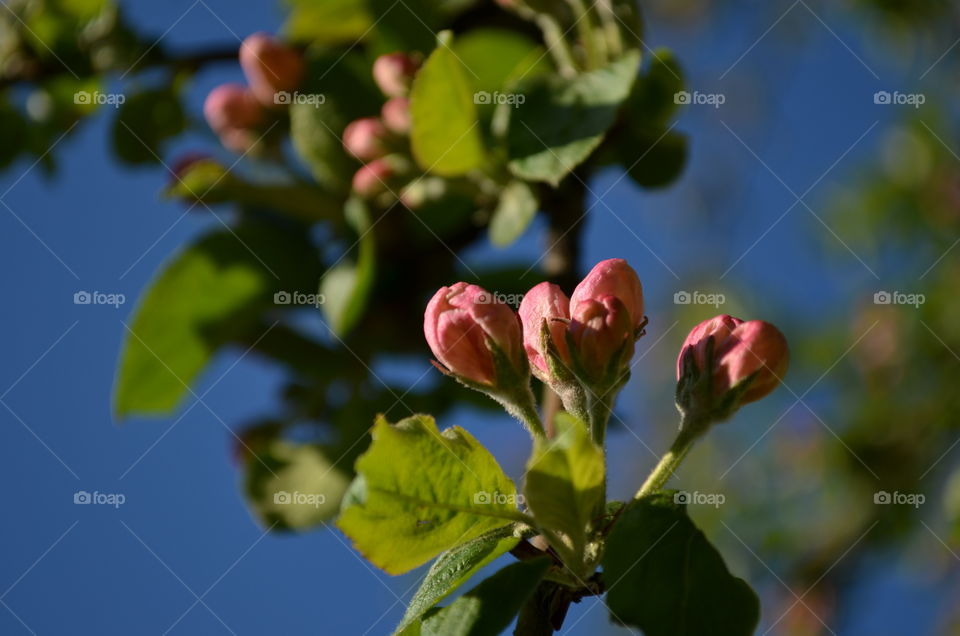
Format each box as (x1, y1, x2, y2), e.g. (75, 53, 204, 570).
(244, 438, 352, 531)
(524, 413, 604, 564)
(113, 223, 321, 417)
(337, 414, 522, 575)
(489, 179, 538, 247)
(410, 32, 486, 176)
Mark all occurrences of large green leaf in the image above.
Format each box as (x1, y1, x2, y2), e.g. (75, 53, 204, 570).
(337, 414, 523, 575)
(452, 28, 549, 100)
(507, 50, 641, 186)
(409, 32, 486, 176)
(397, 525, 525, 633)
(243, 438, 352, 531)
(602, 492, 760, 636)
(320, 197, 376, 336)
(112, 88, 186, 165)
(524, 413, 604, 565)
(488, 180, 539, 247)
(417, 558, 551, 636)
(284, 0, 372, 45)
(113, 223, 321, 417)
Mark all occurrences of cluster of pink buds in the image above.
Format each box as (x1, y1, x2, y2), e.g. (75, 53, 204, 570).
(424, 258, 789, 439)
(341, 52, 419, 199)
(676, 314, 789, 425)
(203, 33, 304, 153)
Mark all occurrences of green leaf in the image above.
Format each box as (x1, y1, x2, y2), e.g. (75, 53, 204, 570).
(113, 223, 321, 417)
(524, 413, 604, 564)
(418, 558, 552, 636)
(488, 180, 539, 247)
(284, 0, 372, 45)
(452, 29, 549, 99)
(630, 48, 685, 127)
(112, 89, 186, 165)
(619, 129, 688, 190)
(602, 492, 760, 636)
(243, 438, 352, 531)
(337, 414, 522, 575)
(397, 525, 525, 633)
(320, 197, 376, 336)
(289, 100, 353, 193)
(507, 50, 641, 186)
(410, 32, 486, 176)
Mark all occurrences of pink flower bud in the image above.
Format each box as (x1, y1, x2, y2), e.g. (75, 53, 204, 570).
(381, 97, 411, 135)
(570, 259, 644, 331)
(372, 52, 419, 98)
(569, 296, 635, 381)
(342, 117, 389, 161)
(518, 282, 571, 382)
(678, 315, 789, 405)
(239, 32, 305, 106)
(424, 283, 524, 385)
(203, 84, 263, 134)
(351, 158, 394, 198)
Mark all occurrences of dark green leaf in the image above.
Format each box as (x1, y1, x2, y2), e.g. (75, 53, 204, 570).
(619, 129, 688, 190)
(397, 525, 525, 633)
(419, 558, 552, 636)
(112, 89, 186, 165)
(337, 414, 523, 575)
(507, 50, 641, 186)
(630, 48, 685, 127)
(602, 492, 760, 636)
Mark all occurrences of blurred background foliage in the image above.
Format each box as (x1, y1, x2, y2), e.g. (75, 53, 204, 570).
(3, 0, 960, 633)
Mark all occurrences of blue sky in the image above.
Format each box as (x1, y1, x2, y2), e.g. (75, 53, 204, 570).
(0, 1, 952, 634)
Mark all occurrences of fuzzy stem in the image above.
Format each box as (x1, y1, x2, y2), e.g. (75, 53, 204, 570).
(635, 416, 706, 499)
(536, 15, 579, 78)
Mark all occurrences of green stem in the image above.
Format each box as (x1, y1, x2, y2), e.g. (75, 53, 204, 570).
(536, 15, 578, 77)
(635, 417, 705, 499)
(566, 0, 602, 69)
(595, 0, 623, 57)
(585, 392, 612, 446)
